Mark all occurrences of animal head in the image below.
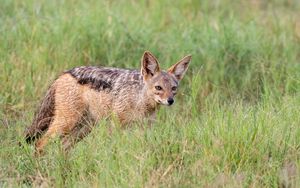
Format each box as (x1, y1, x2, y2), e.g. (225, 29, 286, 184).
(141, 51, 191, 106)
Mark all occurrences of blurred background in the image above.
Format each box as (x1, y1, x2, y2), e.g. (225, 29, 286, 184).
(1, 0, 299, 113)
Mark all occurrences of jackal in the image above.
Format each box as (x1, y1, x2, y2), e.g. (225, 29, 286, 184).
(24, 51, 191, 154)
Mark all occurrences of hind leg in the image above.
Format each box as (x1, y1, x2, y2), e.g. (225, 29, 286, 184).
(62, 122, 95, 151)
(61, 112, 96, 151)
(35, 73, 85, 155)
(35, 112, 82, 155)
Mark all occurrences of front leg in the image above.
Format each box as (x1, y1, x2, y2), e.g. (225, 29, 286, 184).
(147, 112, 157, 129)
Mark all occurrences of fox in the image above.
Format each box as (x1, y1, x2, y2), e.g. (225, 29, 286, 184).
(24, 51, 191, 154)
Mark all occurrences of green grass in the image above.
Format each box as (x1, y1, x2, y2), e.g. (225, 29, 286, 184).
(1, 0, 300, 187)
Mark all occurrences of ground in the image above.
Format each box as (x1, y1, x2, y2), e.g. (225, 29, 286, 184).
(0, 0, 300, 187)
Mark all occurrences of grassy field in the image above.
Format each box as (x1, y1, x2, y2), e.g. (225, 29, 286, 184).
(1, 0, 300, 187)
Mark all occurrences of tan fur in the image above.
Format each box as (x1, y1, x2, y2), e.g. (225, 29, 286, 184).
(25, 51, 191, 154)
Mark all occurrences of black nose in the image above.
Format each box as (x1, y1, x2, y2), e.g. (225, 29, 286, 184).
(167, 98, 174, 105)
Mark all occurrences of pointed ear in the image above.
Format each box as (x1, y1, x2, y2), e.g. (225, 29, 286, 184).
(168, 55, 191, 80)
(141, 51, 160, 80)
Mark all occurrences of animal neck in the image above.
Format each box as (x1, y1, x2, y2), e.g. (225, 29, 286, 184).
(137, 86, 159, 114)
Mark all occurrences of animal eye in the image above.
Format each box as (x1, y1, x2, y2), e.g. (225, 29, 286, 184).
(172, 86, 177, 91)
(155, 86, 162, 90)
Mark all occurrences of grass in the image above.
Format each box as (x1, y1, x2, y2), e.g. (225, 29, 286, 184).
(0, 0, 300, 187)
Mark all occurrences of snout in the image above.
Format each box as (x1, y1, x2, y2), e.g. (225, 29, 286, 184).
(167, 97, 174, 105)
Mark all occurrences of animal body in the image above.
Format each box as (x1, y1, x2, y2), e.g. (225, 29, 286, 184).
(24, 51, 191, 154)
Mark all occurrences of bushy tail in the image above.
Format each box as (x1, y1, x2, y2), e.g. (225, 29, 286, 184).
(25, 86, 56, 143)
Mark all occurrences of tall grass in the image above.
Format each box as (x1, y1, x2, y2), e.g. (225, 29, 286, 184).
(0, 0, 299, 187)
